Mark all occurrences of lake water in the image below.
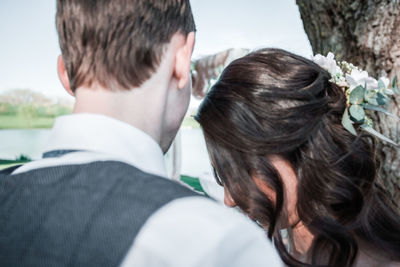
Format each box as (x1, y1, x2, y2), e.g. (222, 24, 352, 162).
(0, 128, 213, 177)
(0, 129, 51, 160)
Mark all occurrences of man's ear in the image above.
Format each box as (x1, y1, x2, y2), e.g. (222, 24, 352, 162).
(57, 55, 74, 96)
(174, 32, 195, 89)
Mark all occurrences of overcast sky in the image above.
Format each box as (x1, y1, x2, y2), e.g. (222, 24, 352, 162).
(0, 0, 312, 102)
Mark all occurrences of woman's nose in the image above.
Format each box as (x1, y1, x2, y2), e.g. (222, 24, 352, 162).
(224, 187, 236, 207)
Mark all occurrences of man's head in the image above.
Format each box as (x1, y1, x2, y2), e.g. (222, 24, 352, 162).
(56, 0, 195, 92)
(56, 0, 196, 152)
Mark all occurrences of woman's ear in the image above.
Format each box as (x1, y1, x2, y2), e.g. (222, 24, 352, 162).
(173, 32, 195, 89)
(57, 55, 74, 96)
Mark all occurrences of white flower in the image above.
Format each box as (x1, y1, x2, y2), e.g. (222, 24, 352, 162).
(345, 69, 378, 91)
(378, 77, 390, 88)
(312, 52, 343, 77)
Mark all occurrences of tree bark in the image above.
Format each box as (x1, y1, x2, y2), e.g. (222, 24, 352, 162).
(296, 0, 400, 206)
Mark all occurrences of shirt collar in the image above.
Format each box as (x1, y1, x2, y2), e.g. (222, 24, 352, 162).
(43, 113, 167, 178)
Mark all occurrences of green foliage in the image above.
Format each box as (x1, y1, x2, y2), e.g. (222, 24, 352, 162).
(15, 154, 31, 161)
(341, 108, 357, 135)
(0, 154, 31, 170)
(17, 105, 38, 124)
(393, 76, 399, 94)
(364, 104, 396, 118)
(0, 115, 56, 129)
(0, 103, 72, 129)
(0, 103, 72, 117)
(349, 85, 365, 105)
(349, 105, 365, 123)
(366, 92, 389, 106)
(360, 125, 399, 147)
(378, 79, 386, 90)
(0, 103, 18, 115)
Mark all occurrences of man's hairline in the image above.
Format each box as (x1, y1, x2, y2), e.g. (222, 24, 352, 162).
(64, 30, 196, 92)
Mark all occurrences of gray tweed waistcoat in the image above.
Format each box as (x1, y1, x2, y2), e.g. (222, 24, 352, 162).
(0, 161, 199, 267)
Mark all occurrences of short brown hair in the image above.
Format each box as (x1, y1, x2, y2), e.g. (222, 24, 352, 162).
(56, 0, 196, 91)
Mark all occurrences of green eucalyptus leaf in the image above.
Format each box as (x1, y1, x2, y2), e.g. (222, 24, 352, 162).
(360, 125, 399, 147)
(365, 89, 376, 100)
(342, 108, 357, 135)
(384, 89, 395, 95)
(368, 93, 390, 106)
(376, 93, 389, 105)
(366, 95, 379, 106)
(392, 76, 399, 94)
(349, 105, 365, 123)
(364, 104, 400, 120)
(349, 85, 365, 105)
(378, 79, 386, 90)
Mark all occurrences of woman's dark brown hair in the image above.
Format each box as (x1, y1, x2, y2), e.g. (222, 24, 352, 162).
(195, 48, 400, 266)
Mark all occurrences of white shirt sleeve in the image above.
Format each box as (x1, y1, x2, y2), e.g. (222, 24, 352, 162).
(120, 197, 283, 267)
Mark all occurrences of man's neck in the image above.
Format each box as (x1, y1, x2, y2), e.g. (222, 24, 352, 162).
(72, 83, 168, 148)
(69, 39, 179, 153)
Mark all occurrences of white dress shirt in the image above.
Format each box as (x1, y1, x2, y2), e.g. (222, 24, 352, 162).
(13, 113, 283, 267)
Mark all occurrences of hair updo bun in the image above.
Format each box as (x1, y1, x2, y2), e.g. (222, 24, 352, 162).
(196, 48, 400, 266)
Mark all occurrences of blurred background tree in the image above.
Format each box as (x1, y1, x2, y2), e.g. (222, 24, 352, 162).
(0, 89, 73, 129)
(191, 48, 250, 98)
(296, 0, 400, 207)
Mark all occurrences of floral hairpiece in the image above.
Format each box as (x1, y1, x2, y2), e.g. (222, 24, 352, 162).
(312, 52, 399, 146)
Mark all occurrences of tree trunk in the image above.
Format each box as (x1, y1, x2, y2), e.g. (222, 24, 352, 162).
(296, 0, 400, 206)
